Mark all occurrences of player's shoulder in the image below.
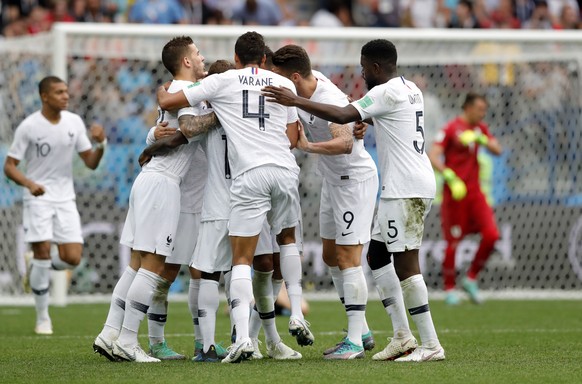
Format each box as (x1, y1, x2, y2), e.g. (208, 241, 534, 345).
(19, 111, 42, 128)
(61, 111, 85, 126)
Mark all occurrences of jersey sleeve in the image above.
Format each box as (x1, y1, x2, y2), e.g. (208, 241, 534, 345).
(351, 84, 394, 120)
(76, 130, 93, 153)
(434, 123, 452, 149)
(183, 76, 218, 107)
(286, 106, 298, 124)
(7, 123, 29, 161)
(146, 126, 156, 145)
(75, 117, 93, 153)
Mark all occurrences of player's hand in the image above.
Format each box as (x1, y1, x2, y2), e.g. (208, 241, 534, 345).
(90, 123, 106, 143)
(442, 168, 467, 201)
(153, 121, 176, 140)
(26, 181, 45, 196)
(459, 130, 488, 146)
(161, 80, 171, 91)
(296, 120, 311, 152)
(262, 86, 298, 106)
(138, 151, 152, 168)
(354, 121, 367, 140)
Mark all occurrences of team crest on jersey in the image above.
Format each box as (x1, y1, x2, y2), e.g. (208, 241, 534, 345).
(357, 95, 374, 108)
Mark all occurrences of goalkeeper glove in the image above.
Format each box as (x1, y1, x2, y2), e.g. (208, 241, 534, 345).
(458, 130, 488, 146)
(442, 168, 467, 201)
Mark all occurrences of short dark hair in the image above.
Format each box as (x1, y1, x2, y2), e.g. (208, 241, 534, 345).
(462, 92, 487, 109)
(208, 59, 235, 76)
(361, 39, 397, 72)
(234, 31, 265, 66)
(272, 45, 312, 78)
(162, 36, 194, 76)
(38, 76, 65, 96)
(264, 45, 274, 70)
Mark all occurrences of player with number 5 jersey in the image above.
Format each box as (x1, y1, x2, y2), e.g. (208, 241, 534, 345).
(263, 39, 445, 362)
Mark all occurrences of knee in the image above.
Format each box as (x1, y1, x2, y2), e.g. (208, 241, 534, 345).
(366, 240, 391, 271)
(253, 254, 273, 272)
(276, 227, 295, 245)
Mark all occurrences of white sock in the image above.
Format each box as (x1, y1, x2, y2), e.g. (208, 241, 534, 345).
(272, 278, 283, 300)
(102, 266, 136, 340)
(50, 246, 76, 271)
(342, 266, 367, 346)
(147, 276, 171, 346)
(372, 263, 411, 338)
(230, 264, 252, 343)
(279, 244, 303, 319)
(188, 278, 202, 344)
(30, 259, 51, 323)
(249, 302, 262, 339)
(223, 270, 234, 338)
(117, 268, 163, 348)
(252, 270, 279, 343)
(401, 274, 440, 348)
(198, 279, 220, 352)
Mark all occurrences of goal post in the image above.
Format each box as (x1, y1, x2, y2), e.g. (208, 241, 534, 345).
(0, 24, 581, 301)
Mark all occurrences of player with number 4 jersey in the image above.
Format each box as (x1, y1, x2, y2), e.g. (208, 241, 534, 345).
(157, 32, 301, 364)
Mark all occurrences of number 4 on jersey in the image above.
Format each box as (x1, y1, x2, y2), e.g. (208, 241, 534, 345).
(242, 90, 270, 131)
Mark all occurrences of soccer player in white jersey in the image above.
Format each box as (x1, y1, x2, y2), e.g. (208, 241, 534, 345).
(157, 31, 303, 363)
(270, 44, 378, 360)
(263, 39, 445, 362)
(93, 36, 209, 363)
(4, 76, 106, 335)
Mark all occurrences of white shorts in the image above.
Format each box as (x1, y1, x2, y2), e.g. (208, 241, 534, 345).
(22, 200, 84, 244)
(120, 172, 181, 257)
(371, 198, 433, 253)
(191, 220, 232, 273)
(319, 176, 378, 245)
(255, 217, 304, 256)
(166, 212, 201, 266)
(229, 166, 300, 237)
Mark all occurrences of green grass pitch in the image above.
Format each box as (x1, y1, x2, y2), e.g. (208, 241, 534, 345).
(1, 299, 581, 384)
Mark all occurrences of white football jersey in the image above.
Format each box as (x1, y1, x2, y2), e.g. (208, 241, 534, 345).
(299, 70, 377, 185)
(351, 76, 436, 199)
(199, 125, 232, 221)
(143, 80, 206, 184)
(182, 67, 300, 179)
(8, 110, 92, 202)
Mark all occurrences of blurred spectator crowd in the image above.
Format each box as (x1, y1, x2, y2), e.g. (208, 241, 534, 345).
(2, 0, 582, 37)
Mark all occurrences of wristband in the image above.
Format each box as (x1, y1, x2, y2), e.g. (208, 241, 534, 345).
(96, 138, 108, 150)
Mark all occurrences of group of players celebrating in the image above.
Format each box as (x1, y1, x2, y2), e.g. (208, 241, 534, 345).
(88, 30, 447, 364)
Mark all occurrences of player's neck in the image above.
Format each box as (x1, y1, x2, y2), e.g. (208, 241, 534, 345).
(174, 71, 197, 83)
(298, 76, 317, 99)
(41, 107, 61, 124)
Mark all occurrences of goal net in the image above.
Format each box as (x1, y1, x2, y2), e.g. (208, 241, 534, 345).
(0, 24, 581, 299)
